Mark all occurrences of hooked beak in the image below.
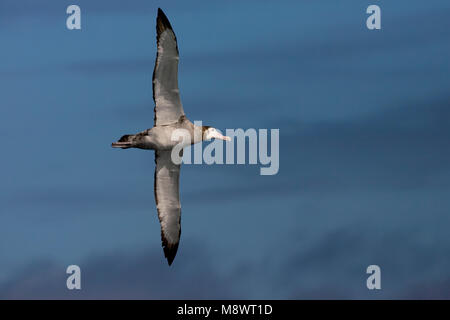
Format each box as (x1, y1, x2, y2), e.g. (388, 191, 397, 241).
(213, 133, 231, 141)
(206, 129, 231, 141)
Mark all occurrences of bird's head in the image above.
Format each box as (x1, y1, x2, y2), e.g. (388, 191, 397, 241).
(202, 126, 231, 141)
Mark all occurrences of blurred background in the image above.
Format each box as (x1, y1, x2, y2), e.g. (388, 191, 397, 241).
(0, 0, 449, 299)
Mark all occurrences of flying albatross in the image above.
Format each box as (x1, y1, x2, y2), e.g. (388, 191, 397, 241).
(112, 8, 230, 265)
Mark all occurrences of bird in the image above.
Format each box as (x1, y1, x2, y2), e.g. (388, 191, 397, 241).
(111, 8, 230, 266)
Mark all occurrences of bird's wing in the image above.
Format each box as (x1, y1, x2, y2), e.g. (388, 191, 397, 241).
(154, 149, 182, 265)
(152, 8, 185, 126)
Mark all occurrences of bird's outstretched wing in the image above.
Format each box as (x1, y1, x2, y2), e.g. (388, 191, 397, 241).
(152, 8, 185, 126)
(154, 150, 182, 265)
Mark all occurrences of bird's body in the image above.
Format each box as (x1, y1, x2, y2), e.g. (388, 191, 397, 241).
(112, 8, 230, 265)
(113, 116, 199, 150)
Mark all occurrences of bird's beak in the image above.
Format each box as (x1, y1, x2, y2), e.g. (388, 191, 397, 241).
(208, 130, 231, 141)
(215, 133, 231, 141)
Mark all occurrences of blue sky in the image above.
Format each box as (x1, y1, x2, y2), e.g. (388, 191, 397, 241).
(0, 0, 449, 298)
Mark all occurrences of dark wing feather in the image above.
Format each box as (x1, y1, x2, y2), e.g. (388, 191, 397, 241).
(152, 8, 185, 126)
(154, 150, 182, 265)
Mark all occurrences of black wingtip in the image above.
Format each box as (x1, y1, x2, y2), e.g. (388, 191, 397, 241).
(163, 242, 179, 266)
(156, 8, 173, 34)
(160, 225, 180, 266)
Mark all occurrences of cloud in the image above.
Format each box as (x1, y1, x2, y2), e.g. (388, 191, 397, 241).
(0, 242, 235, 299)
(403, 280, 450, 299)
(275, 95, 450, 194)
(2, 211, 449, 299)
(283, 223, 450, 299)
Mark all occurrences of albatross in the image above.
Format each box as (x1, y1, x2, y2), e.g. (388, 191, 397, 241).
(112, 8, 230, 265)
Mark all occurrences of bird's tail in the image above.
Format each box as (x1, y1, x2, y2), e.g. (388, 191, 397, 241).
(111, 134, 135, 149)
